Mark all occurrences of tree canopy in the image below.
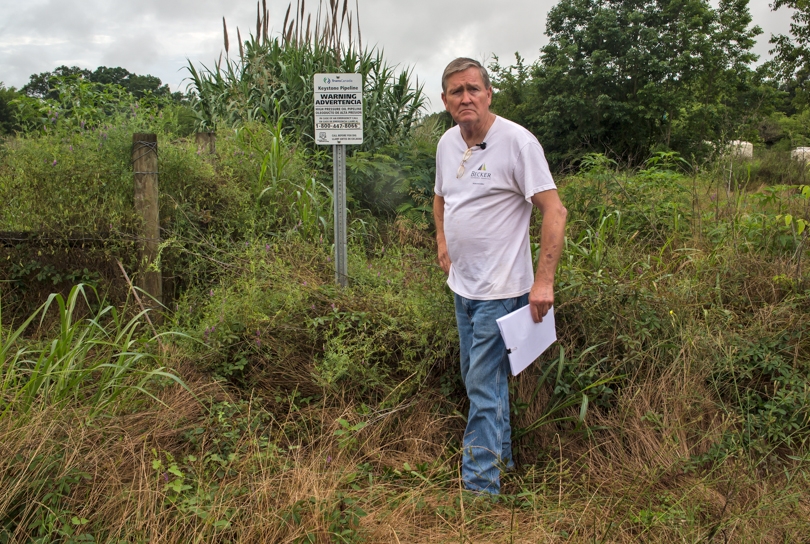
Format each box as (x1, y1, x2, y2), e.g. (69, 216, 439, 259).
(0, 83, 19, 134)
(22, 65, 173, 100)
(490, 0, 764, 167)
(769, 0, 810, 111)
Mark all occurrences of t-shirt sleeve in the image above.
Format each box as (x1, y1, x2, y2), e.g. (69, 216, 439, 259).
(514, 141, 556, 201)
(434, 143, 444, 197)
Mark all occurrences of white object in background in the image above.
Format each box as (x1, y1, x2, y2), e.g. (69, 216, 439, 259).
(728, 140, 753, 159)
(496, 305, 557, 376)
(792, 147, 810, 163)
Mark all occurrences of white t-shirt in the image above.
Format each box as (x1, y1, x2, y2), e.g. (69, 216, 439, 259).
(434, 116, 557, 300)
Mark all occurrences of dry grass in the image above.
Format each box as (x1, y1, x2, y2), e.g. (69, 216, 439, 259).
(1, 353, 808, 543)
(2, 172, 809, 542)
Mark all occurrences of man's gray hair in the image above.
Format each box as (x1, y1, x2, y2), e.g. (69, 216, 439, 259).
(441, 58, 491, 92)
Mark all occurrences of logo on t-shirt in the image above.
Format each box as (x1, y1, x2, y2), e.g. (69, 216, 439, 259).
(470, 164, 492, 180)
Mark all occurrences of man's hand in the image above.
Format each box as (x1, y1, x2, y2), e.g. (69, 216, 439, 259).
(528, 280, 554, 323)
(437, 239, 451, 274)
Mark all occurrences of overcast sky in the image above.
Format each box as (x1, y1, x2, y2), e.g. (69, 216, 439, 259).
(0, 0, 796, 113)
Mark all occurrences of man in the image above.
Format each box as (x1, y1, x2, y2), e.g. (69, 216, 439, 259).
(433, 58, 567, 494)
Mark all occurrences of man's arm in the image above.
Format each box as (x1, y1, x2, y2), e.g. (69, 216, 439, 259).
(433, 195, 451, 274)
(528, 189, 567, 323)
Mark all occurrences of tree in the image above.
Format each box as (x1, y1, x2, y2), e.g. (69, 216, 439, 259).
(89, 67, 172, 98)
(770, 1, 810, 111)
(0, 83, 20, 134)
(490, 0, 763, 167)
(489, 53, 531, 126)
(89, 66, 133, 87)
(21, 65, 174, 101)
(22, 66, 91, 98)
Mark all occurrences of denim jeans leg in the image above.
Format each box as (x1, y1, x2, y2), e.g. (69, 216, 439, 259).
(454, 293, 527, 494)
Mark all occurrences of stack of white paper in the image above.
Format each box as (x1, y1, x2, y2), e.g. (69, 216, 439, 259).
(496, 305, 557, 376)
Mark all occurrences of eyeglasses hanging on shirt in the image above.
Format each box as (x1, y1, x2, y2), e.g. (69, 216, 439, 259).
(456, 142, 487, 179)
(456, 148, 473, 179)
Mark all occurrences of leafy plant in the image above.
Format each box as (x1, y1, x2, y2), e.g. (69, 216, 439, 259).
(11, 75, 177, 134)
(2, 454, 94, 544)
(565, 209, 622, 270)
(334, 418, 368, 451)
(187, 1, 426, 153)
(0, 284, 188, 418)
(713, 330, 810, 450)
(512, 345, 620, 439)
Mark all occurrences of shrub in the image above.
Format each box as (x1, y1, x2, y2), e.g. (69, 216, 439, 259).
(171, 239, 456, 405)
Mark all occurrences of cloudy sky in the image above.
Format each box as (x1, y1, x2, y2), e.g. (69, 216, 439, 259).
(0, 0, 796, 112)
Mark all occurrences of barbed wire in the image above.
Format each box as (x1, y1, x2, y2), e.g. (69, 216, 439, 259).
(131, 140, 158, 172)
(0, 231, 147, 244)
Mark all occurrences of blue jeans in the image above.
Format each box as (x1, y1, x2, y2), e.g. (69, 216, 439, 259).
(454, 292, 528, 494)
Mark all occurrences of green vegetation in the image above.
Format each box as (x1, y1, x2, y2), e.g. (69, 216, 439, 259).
(0, 284, 187, 419)
(1, 0, 810, 541)
(186, 5, 425, 153)
(770, 0, 810, 111)
(21, 65, 179, 101)
(0, 84, 19, 135)
(490, 0, 779, 168)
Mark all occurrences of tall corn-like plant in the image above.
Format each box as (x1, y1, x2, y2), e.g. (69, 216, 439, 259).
(186, 0, 427, 152)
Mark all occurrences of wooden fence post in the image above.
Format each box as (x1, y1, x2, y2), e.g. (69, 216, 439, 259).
(196, 132, 216, 155)
(132, 133, 163, 322)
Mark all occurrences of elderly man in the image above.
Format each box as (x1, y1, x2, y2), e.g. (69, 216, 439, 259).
(433, 58, 567, 494)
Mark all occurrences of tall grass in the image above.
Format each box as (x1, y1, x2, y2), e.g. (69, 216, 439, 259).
(0, 284, 188, 419)
(1, 389, 807, 541)
(0, 115, 332, 320)
(1, 158, 809, 540)
(186, 1, 427, 152)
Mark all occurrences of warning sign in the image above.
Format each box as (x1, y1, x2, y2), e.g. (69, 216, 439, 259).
(314, 73, 363, 145)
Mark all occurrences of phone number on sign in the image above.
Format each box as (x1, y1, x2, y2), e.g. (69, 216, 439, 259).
(316, 122, 361, 130)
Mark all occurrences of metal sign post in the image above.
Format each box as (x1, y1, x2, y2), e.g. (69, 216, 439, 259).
(313, 73, 363, 287)
(332, 144, 348, 286)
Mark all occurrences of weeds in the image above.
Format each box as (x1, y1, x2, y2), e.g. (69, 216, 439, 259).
(0, 284, 188, 419)
(2, 103, 810, 541)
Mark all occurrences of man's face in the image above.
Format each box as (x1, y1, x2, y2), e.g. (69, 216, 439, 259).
(441, 67, 492, 127)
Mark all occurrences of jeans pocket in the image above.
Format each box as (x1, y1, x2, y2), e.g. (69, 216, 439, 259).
(500, 296, 518, 314)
